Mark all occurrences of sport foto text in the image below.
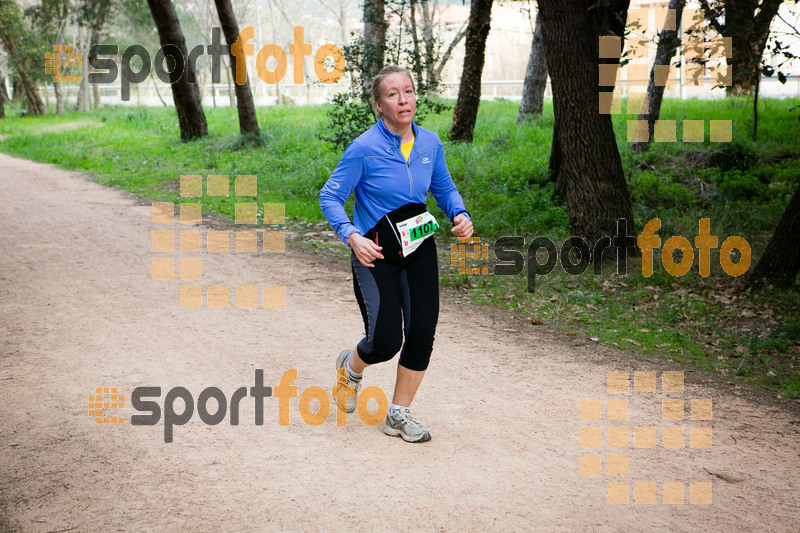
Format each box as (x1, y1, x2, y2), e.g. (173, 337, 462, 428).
(130, 369, 385, 443)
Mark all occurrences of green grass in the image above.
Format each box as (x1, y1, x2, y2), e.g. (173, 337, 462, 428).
(1, 97, 798, 398)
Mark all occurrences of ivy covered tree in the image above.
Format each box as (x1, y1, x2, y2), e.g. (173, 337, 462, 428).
(0, 0, 47, 115)
(325, 0, 450, 150)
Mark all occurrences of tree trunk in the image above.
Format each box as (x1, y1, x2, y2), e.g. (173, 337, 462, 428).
(409, 0, 424, 92)
(12, 78, 23, 104)
(0, 77, 5, 118)
(145, 0, 208, 141)
(212, 0, 260, 136)
(539, 0, 634, 246)
(700, 0, 782, 97)
(76, 28, 88, 111)
(0, 77, 9, 103)
(21, 73, 45, 116)
(630, 0, 684, 153)
(419, 0, 436, 90)
(225, 58, 234, 107)
(53, 2, 70, 115)
(338, 2, 349, 45)
(54, 81, 64, 114)
(77, 27, 98, 111)
(89, 27, 103, 109)
(0, 17, 45, 116)
(548, 0, 627, 195)
(748, 182, 800, 288)
(518, 11, 547, 122)
(363, 0, 386, 85)
(449, 0, 493, 143)
(92, 81, 100, 108)
(726, 0, 779, 97)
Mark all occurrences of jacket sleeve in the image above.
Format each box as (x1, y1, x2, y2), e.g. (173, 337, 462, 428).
(319, 143, 365, 246)
(428, 141, 471, 223)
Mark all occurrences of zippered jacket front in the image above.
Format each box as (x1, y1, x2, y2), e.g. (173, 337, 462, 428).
(319, 118, 470, 247)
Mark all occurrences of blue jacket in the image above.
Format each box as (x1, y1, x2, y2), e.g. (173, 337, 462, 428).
(319, 118, 470, 247)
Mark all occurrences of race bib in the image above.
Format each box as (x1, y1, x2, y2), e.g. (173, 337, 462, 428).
(396, 211, 439, 257)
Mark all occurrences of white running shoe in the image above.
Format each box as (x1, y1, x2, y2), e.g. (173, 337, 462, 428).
(384, 407, 431, 442)
(333, 349, 361, 413)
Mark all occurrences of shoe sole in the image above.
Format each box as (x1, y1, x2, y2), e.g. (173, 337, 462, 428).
(334, 349, 357, 413)
(384, 424, 432, 443)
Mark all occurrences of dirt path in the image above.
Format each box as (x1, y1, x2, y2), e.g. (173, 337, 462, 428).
(0, 152, 798, 532)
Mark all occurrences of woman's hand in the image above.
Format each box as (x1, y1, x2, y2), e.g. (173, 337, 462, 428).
(451, 214, 474, 239)
(348, 233, 384, 267)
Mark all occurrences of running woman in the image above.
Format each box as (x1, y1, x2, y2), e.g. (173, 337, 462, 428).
(319, 65, 473, 442)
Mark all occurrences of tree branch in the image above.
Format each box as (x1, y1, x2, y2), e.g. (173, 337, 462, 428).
(698, 0, 724, 34)
(776, 9, 800, 37)
(433, 20, 467, 81)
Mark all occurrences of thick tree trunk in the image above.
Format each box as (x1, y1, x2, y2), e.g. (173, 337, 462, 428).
(449, 0, 493, 143)
(548, 0, 627, 196)
(145, 0, 208, 141)
(518, 11, 547, 122)
(630, 0, 684, 153)
(748, 183, 800, 289)
(726, 0, 779, 96)
(539, 0, 634, 246)
(21, 73, 45, 116)
(213, 0, 260, 136)
(363, 0, 386, 85)
(700, 0, 782, 97)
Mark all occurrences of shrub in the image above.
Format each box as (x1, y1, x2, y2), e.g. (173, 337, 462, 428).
(716, 170, 766, 201)
(707, 142, 758, 172)
(630, 171, 697, 209)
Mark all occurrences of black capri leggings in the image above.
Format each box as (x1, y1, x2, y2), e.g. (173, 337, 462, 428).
(351, 236, 439, 372)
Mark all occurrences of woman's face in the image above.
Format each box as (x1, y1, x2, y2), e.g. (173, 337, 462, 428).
(375, 72, 416, 133)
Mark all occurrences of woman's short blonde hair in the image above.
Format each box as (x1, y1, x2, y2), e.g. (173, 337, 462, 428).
(371, 65, 415, 116)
